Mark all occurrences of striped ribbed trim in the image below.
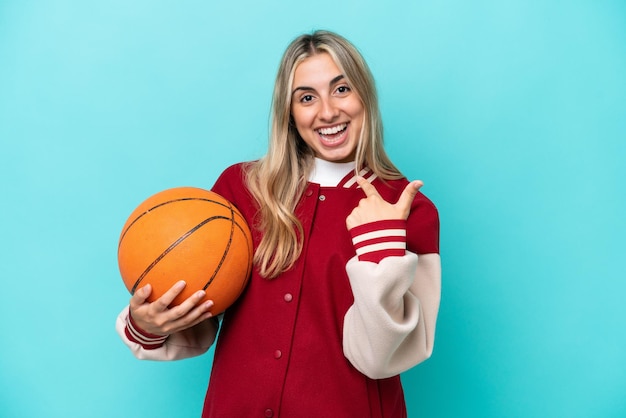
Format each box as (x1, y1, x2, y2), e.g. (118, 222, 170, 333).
(338, 167, 378, 189)
(125, 313, 168, 350)
(349, 219, 407, 263)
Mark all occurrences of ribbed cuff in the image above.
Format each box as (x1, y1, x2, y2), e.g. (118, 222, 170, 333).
(125, 313, 168, 350)
(349, 219, 407, 263)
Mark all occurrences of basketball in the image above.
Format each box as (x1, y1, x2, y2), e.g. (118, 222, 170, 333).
(117, 187, 253, 314)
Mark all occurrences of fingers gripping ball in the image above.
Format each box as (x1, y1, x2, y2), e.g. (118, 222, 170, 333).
(117, 187, 253, 314)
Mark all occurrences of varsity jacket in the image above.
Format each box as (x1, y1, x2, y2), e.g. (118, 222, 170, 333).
(116, 159, 441, 418)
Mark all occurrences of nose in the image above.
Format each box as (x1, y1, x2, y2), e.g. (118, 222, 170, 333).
(319, 98, 339, 122)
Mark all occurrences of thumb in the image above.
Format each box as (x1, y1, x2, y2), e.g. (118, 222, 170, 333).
(396, 180, 423, 217)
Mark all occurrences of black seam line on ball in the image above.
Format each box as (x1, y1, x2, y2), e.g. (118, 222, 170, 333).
(130, 215, 231, 295)
(202, 204, 235, 291)
(118, 197, 232, 250)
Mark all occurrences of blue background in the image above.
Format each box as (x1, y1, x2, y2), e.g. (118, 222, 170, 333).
(1, 1, 625, 417)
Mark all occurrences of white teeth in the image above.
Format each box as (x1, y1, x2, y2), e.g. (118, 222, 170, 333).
(318, 123, 347, 135)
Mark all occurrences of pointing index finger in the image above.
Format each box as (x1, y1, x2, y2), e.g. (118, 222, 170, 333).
(356, 176, 380, 197)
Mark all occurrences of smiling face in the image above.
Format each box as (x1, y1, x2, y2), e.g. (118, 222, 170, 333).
(290, 53, 365, 163)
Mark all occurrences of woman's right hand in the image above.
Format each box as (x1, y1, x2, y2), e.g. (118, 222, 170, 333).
(129, 280, 215, 336)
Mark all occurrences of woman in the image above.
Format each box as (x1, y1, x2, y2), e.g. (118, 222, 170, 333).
(116, 30, 441, 417)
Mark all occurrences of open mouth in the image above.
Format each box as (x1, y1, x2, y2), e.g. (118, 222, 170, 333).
(316, 123, 348, 144)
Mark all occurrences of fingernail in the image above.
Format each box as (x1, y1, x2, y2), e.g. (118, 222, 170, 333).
(175, 280, 186, 289)
(195, 290, 206, 298)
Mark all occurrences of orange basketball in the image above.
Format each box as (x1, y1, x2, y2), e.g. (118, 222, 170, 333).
(117, 187, 253, 314)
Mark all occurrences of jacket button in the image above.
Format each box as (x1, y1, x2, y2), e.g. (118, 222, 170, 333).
(274, 350, 282, 359)
(319, 194, 326, 201)
(305, 189, 313, 197)
(264, 408, 274, 417)
(284, 293, 293, 302)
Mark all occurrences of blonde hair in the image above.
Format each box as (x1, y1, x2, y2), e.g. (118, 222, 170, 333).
(246, 30, 402, 278)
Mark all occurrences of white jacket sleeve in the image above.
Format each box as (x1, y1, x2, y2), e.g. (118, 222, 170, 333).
(342, 252, 441, 379)
(115, 306, 219, 361)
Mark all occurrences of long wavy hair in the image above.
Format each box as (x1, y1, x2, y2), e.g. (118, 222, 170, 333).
(246, 30, 402, 279)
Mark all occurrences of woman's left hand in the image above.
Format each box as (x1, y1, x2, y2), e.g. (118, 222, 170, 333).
(346, 176, 423, 229)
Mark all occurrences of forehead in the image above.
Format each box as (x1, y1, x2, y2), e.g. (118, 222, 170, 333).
(292, 53, 342, 86)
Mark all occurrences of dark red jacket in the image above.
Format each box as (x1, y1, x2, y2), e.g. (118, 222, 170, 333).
(203, 163, 439, 418)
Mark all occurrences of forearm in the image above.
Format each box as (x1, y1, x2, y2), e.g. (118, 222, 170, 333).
(343, 251, 441, 379)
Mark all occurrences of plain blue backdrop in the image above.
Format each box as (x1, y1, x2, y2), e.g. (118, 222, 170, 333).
(1, 1, 625, 417)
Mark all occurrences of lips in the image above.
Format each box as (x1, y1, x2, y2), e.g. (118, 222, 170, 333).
(316, 123, 348, 145)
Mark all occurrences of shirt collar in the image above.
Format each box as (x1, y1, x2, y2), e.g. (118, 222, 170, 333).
(309, 158, 356, 187)
(308, 158, 377, 188)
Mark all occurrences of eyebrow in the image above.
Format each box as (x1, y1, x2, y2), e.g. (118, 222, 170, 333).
(291, 74, 346, 96)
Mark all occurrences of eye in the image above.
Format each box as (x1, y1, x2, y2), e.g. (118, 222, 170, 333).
(335, 85, 351, 95)
(300, 94, 314, 103)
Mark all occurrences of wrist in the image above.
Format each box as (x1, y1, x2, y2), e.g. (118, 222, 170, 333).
(349, 219, 407, 263)
(125, 312, 169, 350)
